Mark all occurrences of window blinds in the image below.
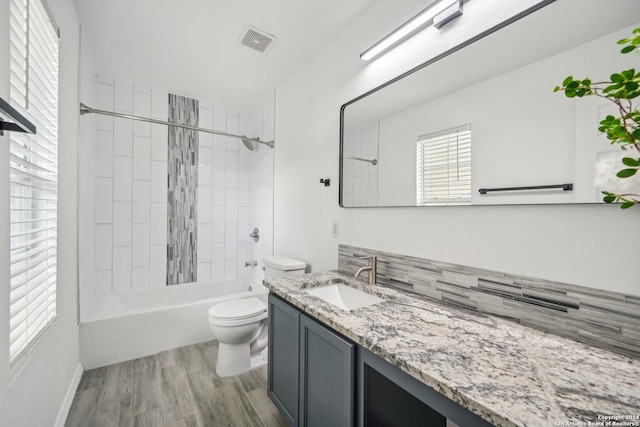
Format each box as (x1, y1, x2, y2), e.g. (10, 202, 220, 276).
(9, 0, 59, 362)
(416, 124, 471, 206)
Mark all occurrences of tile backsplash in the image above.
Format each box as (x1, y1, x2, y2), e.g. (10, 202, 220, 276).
(338, 245, 640, 358)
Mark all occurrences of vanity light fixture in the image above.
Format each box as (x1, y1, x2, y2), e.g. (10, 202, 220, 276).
(360, 0, 463, 61)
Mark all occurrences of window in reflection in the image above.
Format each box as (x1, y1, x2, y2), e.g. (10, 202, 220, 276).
(416, 124, 471, 206)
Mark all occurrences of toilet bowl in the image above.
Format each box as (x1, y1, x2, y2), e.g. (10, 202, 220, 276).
(208, 297, 268, 377)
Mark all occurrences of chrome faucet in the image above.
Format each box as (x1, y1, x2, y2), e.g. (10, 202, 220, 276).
(355, 256, 377, 285)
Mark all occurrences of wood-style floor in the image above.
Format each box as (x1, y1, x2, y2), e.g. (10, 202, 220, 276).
(65, 340, 288, 427)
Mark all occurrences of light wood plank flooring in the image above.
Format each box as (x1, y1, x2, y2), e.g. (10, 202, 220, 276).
(65, 340, 288, 427)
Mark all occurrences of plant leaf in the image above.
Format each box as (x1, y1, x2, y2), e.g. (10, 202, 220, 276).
(622, 157, 640, 167)
(611, 73, 624, 83)
(617, 168, 638, 178)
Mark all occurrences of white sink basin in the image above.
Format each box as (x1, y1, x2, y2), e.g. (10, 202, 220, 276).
(305, 282, 384, 311)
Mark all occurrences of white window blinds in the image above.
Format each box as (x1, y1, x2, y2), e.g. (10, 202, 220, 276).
(9, 0, 59, 362)
(416, 124, 471, 206)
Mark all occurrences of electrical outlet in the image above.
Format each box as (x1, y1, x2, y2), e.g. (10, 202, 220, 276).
(332, 220, 340, 238)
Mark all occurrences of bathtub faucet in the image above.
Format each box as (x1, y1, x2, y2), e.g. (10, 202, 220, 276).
(244, 260, 258, 267)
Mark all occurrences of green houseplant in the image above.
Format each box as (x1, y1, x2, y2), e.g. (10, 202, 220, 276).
(554, 28, 640, 208)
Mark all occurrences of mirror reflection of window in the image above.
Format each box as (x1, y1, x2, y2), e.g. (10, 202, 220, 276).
(416, 124, 471, 206)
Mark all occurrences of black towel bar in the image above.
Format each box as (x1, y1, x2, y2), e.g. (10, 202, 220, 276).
(479, 183, 573, 195)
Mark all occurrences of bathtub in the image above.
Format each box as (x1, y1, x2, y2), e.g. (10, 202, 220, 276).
(79, 279, 267, 369)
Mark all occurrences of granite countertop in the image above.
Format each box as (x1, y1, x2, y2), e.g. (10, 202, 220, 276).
(263, 271, 640, 427)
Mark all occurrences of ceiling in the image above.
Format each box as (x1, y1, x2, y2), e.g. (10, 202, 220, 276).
(73, 0, 376, 108)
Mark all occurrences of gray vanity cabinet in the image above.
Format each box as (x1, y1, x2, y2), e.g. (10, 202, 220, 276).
(268, 294, 355, 427)
(268, 294, 300, 427)
(299, 314, 355, 427)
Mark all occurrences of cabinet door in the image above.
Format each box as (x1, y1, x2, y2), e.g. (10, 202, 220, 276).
(300, 314, 355, 427)
(268, 294, 300, 427)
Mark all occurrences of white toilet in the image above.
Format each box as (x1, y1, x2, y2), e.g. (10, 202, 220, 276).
(208, 256, 306, 377)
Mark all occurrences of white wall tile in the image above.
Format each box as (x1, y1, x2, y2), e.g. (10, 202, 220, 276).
(150, 202, 167, 244)
(113, 156, 133, 201)
(226, 114, 239, 152)
(132, 224, 150, 267)
(150, 161, 167, 203)
(133, 136, 151, 180)
(225, 188, 238, 224)
(114, 119, 133, 157)
(237, 242, 250, 278)
(113, 202, 132, 246)
(211, 243, 225, 279)
(199, 164, 213, 189)
(133, 91, 152, 137)
(197, 225, 211, 263)
(197, 263, 211, 282)
(95, 178, 113, 224)
(200, 106, 213, 129)
(152, 88, 169, 119)
(114, 80, 134, 113)
(238, 207, 248, 243)
(200, 132, 213, 149)
(132, 267, 150, 290)
(151, 124, 168, 161)
(113, 246, 132, 293)
(200, 145, 213, 167)
(213, 104, 226, 131)
(95, 82, 114, 131)
(95, 81, 114, 110)
(238, 171, 249, 206)
(212, 206, 225, 243)
(225, 225, 238, 260)
(212, 168, 226, 204)
(225, 151, 239, 187)
(95, 130, 114, 177)
(150, 244, 167, 287)
(198, 186, 212, 224)
(133, 180, 151, 224)
(95, 225, 113, 270)
(224, 261, 237, 279)
(212, 136, 226, 168)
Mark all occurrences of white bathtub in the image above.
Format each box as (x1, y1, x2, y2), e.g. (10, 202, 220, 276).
(79, 279, 267, 369)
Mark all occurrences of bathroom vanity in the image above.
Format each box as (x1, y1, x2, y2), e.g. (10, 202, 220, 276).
(264, 272, 640, 427)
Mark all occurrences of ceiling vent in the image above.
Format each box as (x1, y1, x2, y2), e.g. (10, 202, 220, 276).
(239, 25, 277, 54)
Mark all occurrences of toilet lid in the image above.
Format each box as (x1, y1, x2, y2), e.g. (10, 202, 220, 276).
(208, 297, 267, 320)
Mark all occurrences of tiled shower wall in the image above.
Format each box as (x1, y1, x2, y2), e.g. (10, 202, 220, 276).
(78, 73, 275, 319)
(339, 244, 640, 358)
(342, 122, 379, 206)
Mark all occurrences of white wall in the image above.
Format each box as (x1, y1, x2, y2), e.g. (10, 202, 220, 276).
(274, 0, 640, 293)
(1, 0, 82, 425)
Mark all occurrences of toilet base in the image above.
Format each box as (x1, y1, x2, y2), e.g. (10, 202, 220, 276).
(215, 342, 268, 377)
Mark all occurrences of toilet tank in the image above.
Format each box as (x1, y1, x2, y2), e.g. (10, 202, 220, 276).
(263, 256, 306, 279)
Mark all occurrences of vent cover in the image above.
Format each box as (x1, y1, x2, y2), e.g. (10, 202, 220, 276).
(239, 25, 277, 54)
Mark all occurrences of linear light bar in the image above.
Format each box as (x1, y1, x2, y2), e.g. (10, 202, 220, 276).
(360, 0, 462, 61)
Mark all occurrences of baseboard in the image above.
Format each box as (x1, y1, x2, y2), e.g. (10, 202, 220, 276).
(53, 362, 83, 427)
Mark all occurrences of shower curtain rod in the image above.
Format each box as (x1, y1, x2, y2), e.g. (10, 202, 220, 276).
(343, 155, 377, 165)
(79, 103, 275, 148)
